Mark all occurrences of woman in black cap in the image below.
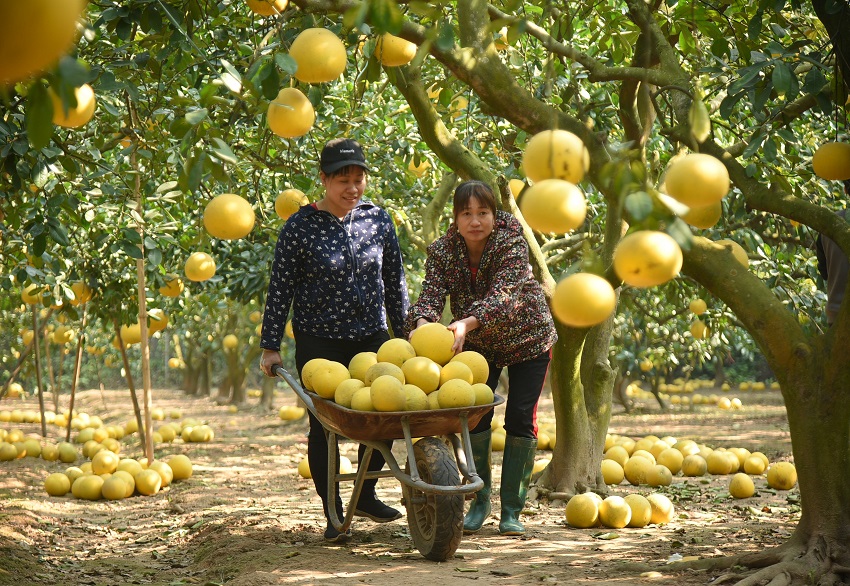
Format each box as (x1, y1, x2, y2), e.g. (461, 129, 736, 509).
(259, 138, 409, 542)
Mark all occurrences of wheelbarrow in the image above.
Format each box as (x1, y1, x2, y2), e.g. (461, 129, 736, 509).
(274, 365, 504, 561)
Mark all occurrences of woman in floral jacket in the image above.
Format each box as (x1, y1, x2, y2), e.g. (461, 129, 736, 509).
(406, 180, 556, 536)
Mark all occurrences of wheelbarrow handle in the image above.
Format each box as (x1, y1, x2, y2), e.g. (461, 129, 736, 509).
(273, 365, 317, 417)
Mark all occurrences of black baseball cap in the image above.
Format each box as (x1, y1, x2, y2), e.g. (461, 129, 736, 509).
(320, 138, 370, 174)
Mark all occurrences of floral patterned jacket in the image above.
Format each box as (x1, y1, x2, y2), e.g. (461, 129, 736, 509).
(261, 200, 409, 349)
(405, 211, 556, 368)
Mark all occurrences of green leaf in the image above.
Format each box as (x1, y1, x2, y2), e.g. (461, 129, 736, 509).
(119, 239, 144, 259)
(747, 10, 764, 39)
(26, 85, 54, 150)
(209, 138, 238, 165)
(185, 108, 209, 125)
(625, 191, 654, 221)
(274, 53, 298, 76)
(771, 63, 791, 96)
(46, 218, 70, 246)
(219, 59, 242, 94)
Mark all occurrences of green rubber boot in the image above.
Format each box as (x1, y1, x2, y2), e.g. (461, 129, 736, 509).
(499, 435, 537, 536)
(463, 430, 492, 534)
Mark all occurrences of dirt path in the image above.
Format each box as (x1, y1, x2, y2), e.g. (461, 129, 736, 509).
(0, 386, 796, 585)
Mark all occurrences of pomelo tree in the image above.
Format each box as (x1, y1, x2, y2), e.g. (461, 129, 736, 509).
(2, 0, 850, 582)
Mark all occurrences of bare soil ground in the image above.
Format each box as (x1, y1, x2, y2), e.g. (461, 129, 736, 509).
(0, 385, 796, 586)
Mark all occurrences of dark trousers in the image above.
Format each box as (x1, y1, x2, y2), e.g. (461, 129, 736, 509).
(295, 331, 391, 516)
(471, 349, 551, 438)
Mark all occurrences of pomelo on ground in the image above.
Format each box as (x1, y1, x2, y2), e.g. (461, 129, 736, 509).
(646, 493, 675, 524)
(729, 472, 755, 498)
(624, 494, 652, 528)
(598, 496, 632, 529)
(565, 493, 599, 528)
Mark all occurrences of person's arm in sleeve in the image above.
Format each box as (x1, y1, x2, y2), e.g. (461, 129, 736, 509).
(261, 224, 301, 352)
(381, 214, 410, 338)
(405, 245, 449, 334)
(816, 233, 829, 283)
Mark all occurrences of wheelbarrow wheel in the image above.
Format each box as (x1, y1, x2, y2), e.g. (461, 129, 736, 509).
(402, 437, 463, 561)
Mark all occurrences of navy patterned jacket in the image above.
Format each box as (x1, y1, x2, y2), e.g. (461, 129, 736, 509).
(260, 200, 409, 349)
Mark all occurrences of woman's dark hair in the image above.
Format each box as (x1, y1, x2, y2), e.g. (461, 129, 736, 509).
(326, 164, 369, 179)
(453, 180, 497, 221)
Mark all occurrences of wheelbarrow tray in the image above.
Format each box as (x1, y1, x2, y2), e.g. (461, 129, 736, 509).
(308, 391, 503, 441)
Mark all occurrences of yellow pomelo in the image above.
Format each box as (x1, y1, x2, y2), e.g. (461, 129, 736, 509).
(673, 439, 699, 457)
(537, 431, 550, 450)
(812, 142, 850, 181)
(364, 361, 405, 386)
(159, 274, 184, 298)
(301, 358, 330, 391)
(246, 0, 287, 17)
(401, 356, 441, 394)
(117, 459, 144, 476)
(690, 319, 710, 340)
(491, 430, 506, 451)
(57, 442, 78, 463)
(64, 466, 85, 484)
(598, 496, 632, 529)
(552, 272, 616, 327)
(101, 477, 128, 501)
(92, 449, 119, 475)
(744, 456, 766, 475)
(45, 472, 71, 497)
(23, 438, 42, 457)
(437, 379, 475, 408)
(603, 445, 629, 467)
(134, 469, 162, 496)
(297, 457, 311, 478)
(565, 493, 599, 528)
(450, 351, 489, 384)
(664, 153, 730, 208)
(289, 28, 347, 83)
(21, 284, 48, 305)
(681, 454, 707, 477)
(22, 330, 35, 346)
(410, 322, 455, 365)
(706, 451, 735, 475)
(729, 472, 755, 498)
(278, 405, 305, 420)
(656, 448, 684, 474)
(509, 178, 526, 197)
(157, 425, 176, 443)
(600, 459, 624, 485)
(50, 83, 96, 128)
(204, 193, 255, 240)
(267, 88, 315, 138)
(73, 474, 104, 501)
(149, 461, 174, 488)
(350, 386, 374, 411)
(370, 375, 406, 412)
(631, 449, 656, 465)
(439, 360, 473, 386)
(334, 378, 365, 408)
(168, 357, 181, 369)
(0, 0, 87, 85)
(646, 493, 675, 524)
(222, 334, 238, 350)
(41, 443, 59, 461)
(339, 456, 353, 475)
(112, 470, 135, 497)
(189, 425, 214, 442)
(376, 33, 416, 66)
(275, 189, 308, 220)
(348, 352, 378, 382)
(624, 494, 652, 528)
(70, 281, 93, 306)
(147, 308, 168, 333)
(376, 338, 416, 367)
(408, 158, 430, 177)
(728, 448, 751, 468)
(682, 200, 722, 229)
(519, 179, 587, 235)
(471, 383, 494, 406)
(614, 231, 683, 288)
(624, 455, 653, 485)
(646, 464, 673, 487)
(689, 298, 707, 315)
(185, 252, 216, 282)
(403, 384, 429, 411)
(766, 462, 797, 490)
(715, 239, 749, 267)
(533, 458, 550, 475)
(427, 391, 441, 410)
(522, 129, 589, 184)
